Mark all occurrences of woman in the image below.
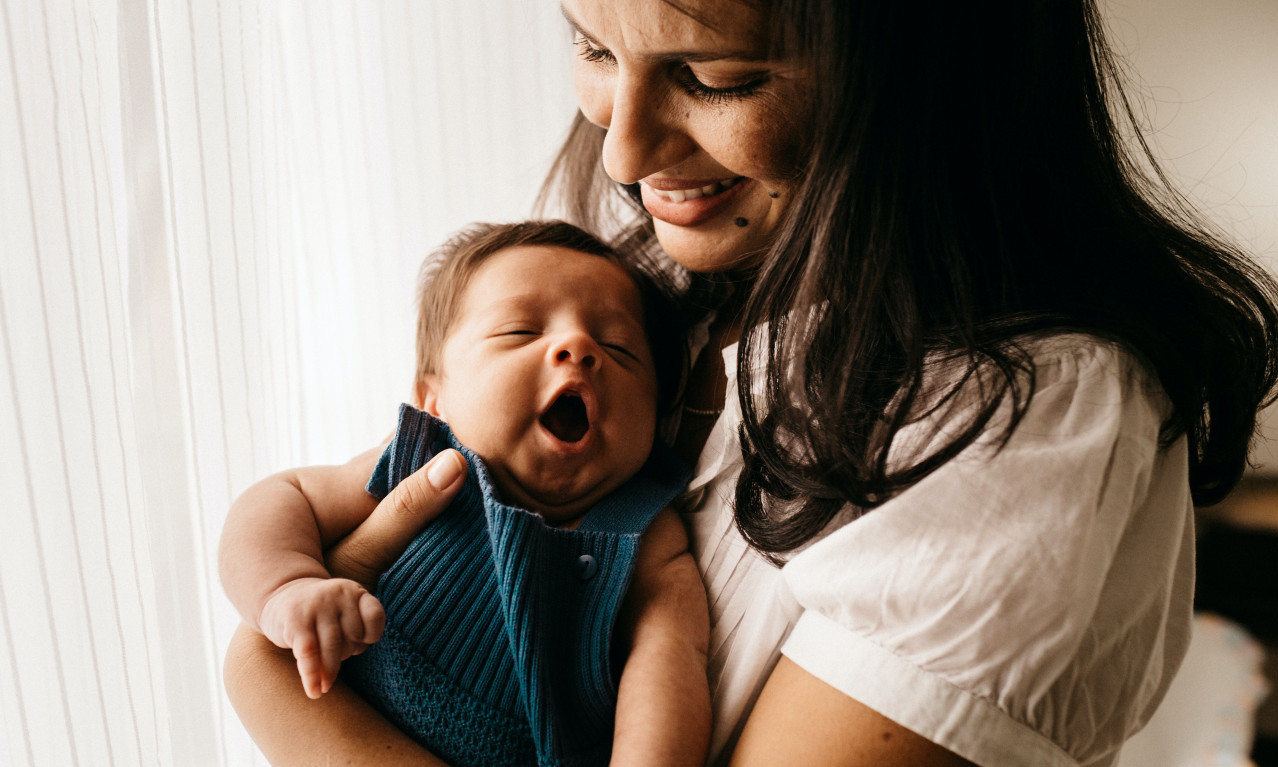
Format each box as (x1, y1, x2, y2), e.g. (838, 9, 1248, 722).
(224, 0, 1278, 764)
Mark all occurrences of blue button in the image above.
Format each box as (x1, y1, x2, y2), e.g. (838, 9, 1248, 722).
(576, 554, 597, 581)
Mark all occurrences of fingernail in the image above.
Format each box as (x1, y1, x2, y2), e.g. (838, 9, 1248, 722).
(427, 450, 463, 489)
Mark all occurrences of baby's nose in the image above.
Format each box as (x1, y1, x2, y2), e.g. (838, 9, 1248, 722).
(551, 333, 600, 370)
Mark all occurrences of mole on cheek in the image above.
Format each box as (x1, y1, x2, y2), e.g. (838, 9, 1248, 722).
(734, 217, 749, 227)
(769, 191, 779, 198)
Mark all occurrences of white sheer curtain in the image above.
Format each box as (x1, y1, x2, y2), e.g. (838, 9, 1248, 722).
(0, 1, 575, 764)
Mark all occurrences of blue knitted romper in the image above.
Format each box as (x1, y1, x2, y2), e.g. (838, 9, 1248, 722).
(343, 404, 691, 767)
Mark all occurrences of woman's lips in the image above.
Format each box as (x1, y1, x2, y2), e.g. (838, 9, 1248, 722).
(640, 177, 748, 227)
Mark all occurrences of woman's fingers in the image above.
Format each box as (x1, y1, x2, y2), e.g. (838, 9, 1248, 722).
(325, 449, 467, 588)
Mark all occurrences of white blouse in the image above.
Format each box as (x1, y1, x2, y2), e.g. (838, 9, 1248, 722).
(681, 334, 1194, 767)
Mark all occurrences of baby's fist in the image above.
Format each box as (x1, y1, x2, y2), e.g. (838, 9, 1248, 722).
(258, 577, 386, 699)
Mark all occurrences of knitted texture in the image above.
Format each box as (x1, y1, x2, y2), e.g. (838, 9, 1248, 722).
(344, 404, 691, 767)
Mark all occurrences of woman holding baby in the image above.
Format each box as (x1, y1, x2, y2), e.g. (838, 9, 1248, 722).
(224, 0, 1278, 764)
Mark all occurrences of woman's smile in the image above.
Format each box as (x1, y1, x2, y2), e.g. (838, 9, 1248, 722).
(639, 177, 748, 227)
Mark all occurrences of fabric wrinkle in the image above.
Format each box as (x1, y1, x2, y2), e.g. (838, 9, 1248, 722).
(778, 336, 1194, 767)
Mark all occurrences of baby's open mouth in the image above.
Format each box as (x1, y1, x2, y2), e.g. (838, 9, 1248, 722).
(540, 393, 590, 443)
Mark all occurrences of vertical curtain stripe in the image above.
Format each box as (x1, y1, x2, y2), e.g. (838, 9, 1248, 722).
(235, 0, 272, 478)
(0, 573, 36, 766)
(0, 247, 49, 767)
(3, 3, 84, 758)
(213, 0, 261, 481)
(156, 0, 231, 757)
(76, 3, 166, 750)
(305, 5, 355, 442)
(182, 0, 235, 503)
(39, 1, 122, 760)
(62, 1, 146, 761)
(180, 0, 236, 747)
(79, 0, 167, 756)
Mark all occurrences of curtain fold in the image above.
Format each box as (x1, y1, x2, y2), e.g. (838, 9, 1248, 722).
(1, 1, 575, 764)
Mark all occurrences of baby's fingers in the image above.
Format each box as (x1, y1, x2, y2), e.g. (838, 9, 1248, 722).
(359, 592, 385, 644)
(315, 614, 348, 696)
(292, 633, 327, 700)
(335, 589, 385, 649)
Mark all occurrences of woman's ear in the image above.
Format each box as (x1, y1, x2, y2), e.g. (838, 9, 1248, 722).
(414, 374, 445, 418)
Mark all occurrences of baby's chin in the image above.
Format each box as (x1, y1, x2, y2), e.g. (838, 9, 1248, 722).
(490, 466, 631, 528)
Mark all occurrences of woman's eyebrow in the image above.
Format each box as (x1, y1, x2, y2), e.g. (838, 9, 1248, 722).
(559, 5, 593, 42)
(559, 3, 767, 64)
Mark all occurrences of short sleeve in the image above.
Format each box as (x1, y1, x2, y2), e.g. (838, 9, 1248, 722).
(780, 337, 1195, 767)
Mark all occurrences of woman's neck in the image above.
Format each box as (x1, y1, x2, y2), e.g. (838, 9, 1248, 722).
(672, 307, 745, 466)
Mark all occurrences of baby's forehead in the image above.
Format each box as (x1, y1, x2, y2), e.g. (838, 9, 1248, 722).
(462, 246, 646, 314)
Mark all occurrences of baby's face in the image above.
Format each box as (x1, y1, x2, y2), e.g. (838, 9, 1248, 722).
(420, 245, 659, 524)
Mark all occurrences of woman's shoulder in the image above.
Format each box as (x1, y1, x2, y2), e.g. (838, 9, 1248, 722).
(897, 331, 1173, 473)
(939, 331, 1154, 385)
(1018, 331, 1147, 376)
(1015, 331, 1172, 422)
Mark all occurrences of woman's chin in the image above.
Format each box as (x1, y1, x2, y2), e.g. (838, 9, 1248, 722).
(652, 218, 771, 276)
(647, 184, 787, 276)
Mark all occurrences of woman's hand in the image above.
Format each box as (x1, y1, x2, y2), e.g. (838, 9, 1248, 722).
(325, 448, 467, 587)
(224, 625, 451, 766)
(223, 448, 466, 767)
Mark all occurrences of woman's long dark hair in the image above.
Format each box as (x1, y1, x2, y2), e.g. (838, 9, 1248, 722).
(540, 0, 1278, 560)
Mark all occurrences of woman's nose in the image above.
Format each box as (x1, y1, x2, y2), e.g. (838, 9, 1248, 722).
(549, 332, 600, 371)
(579, 69, 695, 185)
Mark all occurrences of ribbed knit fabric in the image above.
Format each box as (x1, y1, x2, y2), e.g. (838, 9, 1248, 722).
(343, 404, 691, 767)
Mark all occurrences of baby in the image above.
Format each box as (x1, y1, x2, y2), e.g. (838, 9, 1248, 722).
(219, 221, 710, 767)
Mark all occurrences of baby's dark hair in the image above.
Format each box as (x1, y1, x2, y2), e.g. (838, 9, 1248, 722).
(415, 220, 685, 416)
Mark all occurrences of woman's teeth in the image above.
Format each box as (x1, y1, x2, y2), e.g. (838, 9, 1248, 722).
(648, 178, 740, 202)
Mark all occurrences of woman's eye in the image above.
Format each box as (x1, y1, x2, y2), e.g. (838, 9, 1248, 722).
(574, 36, 615, 66)
(573, 32, 764, 105)
(676, 69, 768, 105)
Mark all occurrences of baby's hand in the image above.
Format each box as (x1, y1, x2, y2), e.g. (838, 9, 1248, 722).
(258, 577, 386, 699)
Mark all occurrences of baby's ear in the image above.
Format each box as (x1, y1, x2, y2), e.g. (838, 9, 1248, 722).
(414, 374, 445, 418)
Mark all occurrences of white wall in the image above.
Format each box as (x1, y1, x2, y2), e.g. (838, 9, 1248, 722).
(1104, 0, 1278, 473)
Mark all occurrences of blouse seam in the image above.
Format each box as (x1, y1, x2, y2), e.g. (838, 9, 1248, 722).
(782, 610, 1083, 766)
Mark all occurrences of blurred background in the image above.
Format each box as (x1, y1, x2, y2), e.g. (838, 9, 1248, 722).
(1, 0, 1275, 764)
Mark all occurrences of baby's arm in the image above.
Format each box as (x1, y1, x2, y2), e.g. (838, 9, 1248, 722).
(610, 508, 712, 767)
(218, 445, 386, 699)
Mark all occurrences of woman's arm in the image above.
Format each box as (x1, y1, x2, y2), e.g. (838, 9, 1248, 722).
(225, 624, 449, 767)
(223, 450, 467, 766)
(610, 509, 711, 767)
(730, 658, 976, 767)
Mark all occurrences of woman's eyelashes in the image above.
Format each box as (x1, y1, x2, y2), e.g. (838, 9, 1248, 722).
(574, 36, 615, 66)
(573, 36, 767, 104)
(673, 71, 767, 105)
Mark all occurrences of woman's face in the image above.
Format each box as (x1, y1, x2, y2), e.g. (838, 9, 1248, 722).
(565, 0, 810, 274)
